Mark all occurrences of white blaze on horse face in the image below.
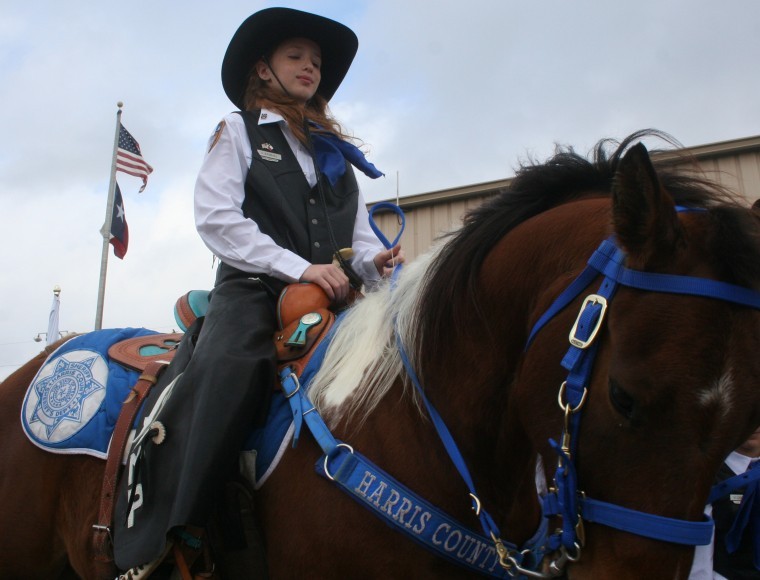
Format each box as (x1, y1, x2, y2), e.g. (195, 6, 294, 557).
(698, 370, 735, 420)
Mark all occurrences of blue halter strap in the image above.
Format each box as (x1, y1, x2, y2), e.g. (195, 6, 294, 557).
(529, 217, 760, 552)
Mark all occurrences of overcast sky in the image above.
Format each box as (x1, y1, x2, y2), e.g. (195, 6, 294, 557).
(2, 0, 759, 379)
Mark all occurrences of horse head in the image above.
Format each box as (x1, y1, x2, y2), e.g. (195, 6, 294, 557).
(507, 140, 760, 578)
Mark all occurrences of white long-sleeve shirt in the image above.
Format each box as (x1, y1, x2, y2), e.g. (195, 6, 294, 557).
(194, 109, 383, 284)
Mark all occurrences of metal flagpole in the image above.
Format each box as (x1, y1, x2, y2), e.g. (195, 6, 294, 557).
(94, 101, 123, 330)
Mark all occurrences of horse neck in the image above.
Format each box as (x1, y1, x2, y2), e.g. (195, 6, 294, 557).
(413, 199, 612, 542)
(419, 201, 609, 439)
(418, 288, 553, 544)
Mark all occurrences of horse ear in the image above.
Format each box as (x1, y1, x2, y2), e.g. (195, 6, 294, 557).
(612, 142, 682, 268)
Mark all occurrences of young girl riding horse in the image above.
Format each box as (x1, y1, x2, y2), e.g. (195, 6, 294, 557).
(114, 7, 403, 573)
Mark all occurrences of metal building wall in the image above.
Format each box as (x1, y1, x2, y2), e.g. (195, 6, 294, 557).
(696, 150, 760, 203)
(370, 194, 495, 260)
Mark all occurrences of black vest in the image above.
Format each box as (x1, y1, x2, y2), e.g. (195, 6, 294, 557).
(713, 462, 757, 579)
(236, 110, 359, 265)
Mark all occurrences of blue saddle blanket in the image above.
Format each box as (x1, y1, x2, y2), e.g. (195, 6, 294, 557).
(21, 328, 157, 459)
(21, 322, 336, 477)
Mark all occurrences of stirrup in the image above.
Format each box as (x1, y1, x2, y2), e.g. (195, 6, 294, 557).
(115, 539, 173, 580)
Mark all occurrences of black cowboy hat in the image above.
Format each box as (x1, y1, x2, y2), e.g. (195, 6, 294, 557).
(221, 7, 358, 109)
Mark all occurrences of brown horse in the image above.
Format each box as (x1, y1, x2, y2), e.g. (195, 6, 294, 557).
(0, 338, 104, 579)
(2, 130, 760, 579)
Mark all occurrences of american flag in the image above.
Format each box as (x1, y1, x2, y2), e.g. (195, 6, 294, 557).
(109, 182, 129, 259)
(117, 124, 153, 192)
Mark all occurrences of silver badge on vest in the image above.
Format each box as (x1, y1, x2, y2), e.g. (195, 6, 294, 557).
(257, 142, 282, 162)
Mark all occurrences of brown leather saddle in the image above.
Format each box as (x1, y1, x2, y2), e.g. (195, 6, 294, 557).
(273, 282, 337, 375)
(108, 283, 338, 376)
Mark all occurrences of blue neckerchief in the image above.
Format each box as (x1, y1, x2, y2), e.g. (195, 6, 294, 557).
(725, 460, 760, 569)
(309, 130, 383, 186)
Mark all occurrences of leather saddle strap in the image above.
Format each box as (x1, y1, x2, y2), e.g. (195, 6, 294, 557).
(92, 360, 169, 575)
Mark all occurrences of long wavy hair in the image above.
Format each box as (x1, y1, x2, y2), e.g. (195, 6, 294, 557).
(242, 56, 352, 146)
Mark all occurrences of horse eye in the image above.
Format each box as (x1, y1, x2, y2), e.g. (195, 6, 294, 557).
(609, 379, 635, 420)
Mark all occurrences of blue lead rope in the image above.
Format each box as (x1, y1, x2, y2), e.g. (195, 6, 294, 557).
(395, 333, 501, 540)
(369, 201, 406, 288)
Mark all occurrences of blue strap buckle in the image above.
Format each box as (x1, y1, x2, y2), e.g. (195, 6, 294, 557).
(568, 294, 608, 349)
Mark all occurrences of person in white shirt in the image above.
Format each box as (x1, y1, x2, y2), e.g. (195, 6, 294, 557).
(114, 8, 403, 574)
(690, 426, 760, 579)
(196, 7, 401, 296)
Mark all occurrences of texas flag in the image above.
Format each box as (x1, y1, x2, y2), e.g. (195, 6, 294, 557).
(109, 182, 129, 259)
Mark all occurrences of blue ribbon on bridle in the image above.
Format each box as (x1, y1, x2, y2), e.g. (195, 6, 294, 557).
(309, 130, 384, 186)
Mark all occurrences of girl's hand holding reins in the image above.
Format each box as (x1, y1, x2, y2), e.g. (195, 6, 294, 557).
(300, 263, 350, 303)
(374, 244, 405, 277)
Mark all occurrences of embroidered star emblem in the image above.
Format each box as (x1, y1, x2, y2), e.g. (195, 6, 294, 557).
(29, 356, 105, 438)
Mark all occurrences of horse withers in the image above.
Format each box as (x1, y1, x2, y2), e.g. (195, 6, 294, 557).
(2, 130, 759, 579)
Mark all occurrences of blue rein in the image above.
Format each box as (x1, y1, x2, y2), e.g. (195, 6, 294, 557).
(368, 201, 405, 251)
(371, 203, 507, 543)
(371, 203, 550, 574)
(279, 203, 548, 577)
(529, 231, 760, 553)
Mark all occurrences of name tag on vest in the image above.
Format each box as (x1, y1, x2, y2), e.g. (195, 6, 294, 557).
(258, 150, 282, 162)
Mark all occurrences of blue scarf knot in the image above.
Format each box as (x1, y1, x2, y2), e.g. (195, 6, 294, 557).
(725, 460, 760, 570)
(309, 129, 383, 186)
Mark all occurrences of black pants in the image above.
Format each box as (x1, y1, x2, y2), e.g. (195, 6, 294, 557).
(114, 272, 278, 569)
